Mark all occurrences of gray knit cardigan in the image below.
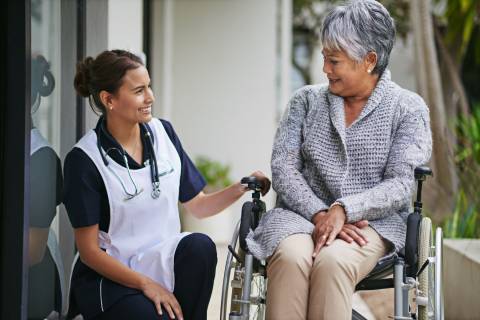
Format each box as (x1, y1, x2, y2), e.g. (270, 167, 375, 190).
(246, 71, 432, 261)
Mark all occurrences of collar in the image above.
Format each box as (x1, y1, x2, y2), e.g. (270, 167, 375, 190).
(327, 69, 392, 147)
(95, 116, 152, 169)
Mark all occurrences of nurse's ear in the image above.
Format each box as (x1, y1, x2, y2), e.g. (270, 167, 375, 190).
(99, 90, 115, 111)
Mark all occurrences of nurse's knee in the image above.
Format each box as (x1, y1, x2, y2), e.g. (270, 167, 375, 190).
(182, 233, 217, 265)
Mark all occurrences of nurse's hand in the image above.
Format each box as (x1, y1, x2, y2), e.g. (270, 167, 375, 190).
(141, 278, 183, 320)
(248, 170, 271, 196)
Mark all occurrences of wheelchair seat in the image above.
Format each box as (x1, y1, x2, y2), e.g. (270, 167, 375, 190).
(355, 252, 398, 291)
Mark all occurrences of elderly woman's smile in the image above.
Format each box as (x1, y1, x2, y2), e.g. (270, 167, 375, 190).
(322, 48, 379, 101)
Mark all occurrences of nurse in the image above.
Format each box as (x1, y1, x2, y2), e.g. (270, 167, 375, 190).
(63, 49, 270, 320)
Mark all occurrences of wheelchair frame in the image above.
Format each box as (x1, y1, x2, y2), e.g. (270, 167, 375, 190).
(220, 167, 444, 320)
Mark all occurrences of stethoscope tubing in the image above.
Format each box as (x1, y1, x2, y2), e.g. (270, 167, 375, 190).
(96, 117, 161, 200)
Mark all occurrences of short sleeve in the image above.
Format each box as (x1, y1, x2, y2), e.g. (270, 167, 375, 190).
(63, 147, 105, 228)
(160, 119, 206, 203)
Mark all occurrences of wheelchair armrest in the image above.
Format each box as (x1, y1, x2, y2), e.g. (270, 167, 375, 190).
(405, 213, 422, 276)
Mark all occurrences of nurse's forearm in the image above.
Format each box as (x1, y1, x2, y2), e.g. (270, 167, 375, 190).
(74, 226, 151, 291)
(183, 182, 246, 218)
(82, 246, 151, 290)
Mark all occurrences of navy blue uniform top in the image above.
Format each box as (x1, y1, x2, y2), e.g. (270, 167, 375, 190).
(63, 117, 206, 232)
(63, 118, 206, 318)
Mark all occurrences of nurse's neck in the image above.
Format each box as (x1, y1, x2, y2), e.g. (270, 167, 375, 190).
(105, 115, 140, 150)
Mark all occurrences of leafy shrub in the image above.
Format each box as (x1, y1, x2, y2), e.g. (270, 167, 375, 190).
(195, 156, 232, 191)
(442, 190, 479, 238)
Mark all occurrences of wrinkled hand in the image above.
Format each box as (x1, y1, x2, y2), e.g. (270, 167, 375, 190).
(141, 278, 183, 320)
(249, 170, 271, 196)
(311, 205, 346, 258)
(337, 220, 369, 246)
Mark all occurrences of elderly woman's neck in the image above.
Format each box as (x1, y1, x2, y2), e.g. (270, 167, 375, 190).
(344, 75, 379, 108)
(343, 75, 379, 127)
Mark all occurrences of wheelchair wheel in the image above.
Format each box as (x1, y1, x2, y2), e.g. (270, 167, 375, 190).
(220, 221, 267, 320)
(417, 217, 432, 320)
(417, 219, 444, 320)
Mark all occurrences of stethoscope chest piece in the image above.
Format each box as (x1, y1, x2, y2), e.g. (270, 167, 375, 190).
(151, 182, 161, 199)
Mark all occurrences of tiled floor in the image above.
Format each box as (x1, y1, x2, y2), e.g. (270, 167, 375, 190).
(209, 243, 376, 320)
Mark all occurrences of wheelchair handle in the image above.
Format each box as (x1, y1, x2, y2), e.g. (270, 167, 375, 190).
(241, 176, 264, 191)
(414, 166, 433, 180)
(241, 176, 265, 201)
(414, 166, 432, 212)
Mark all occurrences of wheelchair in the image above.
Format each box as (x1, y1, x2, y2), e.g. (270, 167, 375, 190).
(220, 167, 444, 320)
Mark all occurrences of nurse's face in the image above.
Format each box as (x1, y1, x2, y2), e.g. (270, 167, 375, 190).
(107, 66, 155, 124)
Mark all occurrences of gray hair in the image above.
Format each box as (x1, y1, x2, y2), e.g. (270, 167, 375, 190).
(321, 0, 396, 75)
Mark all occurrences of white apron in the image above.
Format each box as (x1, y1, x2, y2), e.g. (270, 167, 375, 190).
(75, 118, 189, 292)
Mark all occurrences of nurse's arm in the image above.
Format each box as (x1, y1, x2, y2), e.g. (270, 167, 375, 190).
(74, 224, 184, 320)
(28, 227, 49, 266)
(183, 170, 270, 219)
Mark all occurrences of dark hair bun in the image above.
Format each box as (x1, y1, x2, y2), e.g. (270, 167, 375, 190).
(74, 56, 94, 97)
(31, 54, 55, 101)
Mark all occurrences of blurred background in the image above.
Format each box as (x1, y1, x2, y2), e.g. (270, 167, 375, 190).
(16, 0, 480, 319)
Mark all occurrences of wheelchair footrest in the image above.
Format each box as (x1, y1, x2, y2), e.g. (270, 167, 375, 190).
(355, 278, 394, 291)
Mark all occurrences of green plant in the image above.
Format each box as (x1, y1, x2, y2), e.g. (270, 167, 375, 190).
(195, 156, 232, 191)
(447, 105, 480, 239)
(455, 104, 480, 212)
(442, 190, 479, 238)
(456, 105, 480, 165)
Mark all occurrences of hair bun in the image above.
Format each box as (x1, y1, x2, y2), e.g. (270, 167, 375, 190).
(31, 54, 55, 100)
(74, 56, 94, 97)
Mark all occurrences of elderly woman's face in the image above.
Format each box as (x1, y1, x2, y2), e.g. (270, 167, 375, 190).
(322, 49, 373, 98)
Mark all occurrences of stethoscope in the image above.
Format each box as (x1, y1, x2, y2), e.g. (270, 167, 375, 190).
(97, 118, 173, 201)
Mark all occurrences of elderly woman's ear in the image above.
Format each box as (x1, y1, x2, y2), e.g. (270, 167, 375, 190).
(365, 51, 378, 74)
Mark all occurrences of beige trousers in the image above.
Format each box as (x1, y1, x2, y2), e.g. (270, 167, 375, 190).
(265, 227, 388, 320)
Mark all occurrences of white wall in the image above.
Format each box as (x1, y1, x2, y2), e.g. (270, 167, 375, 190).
(151, 0, 280, 240)
(108, 0, 143, 55)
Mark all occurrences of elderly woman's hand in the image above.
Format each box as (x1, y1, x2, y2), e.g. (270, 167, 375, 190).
(311, 205, 347, 258)
(337, 220, 369, 246)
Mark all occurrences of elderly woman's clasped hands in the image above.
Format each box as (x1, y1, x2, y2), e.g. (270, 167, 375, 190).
(312, 205, 369, 258)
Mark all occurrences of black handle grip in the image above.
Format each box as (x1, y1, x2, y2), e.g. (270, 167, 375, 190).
(414, 166, 432, 180)
(241, 176, 264, 191)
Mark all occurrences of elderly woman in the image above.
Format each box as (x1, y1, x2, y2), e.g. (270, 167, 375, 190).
(246, 1, 432, 319)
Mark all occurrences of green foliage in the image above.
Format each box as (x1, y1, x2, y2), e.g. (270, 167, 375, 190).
(449, 104, 480, 239)
(456, 105, 480, 165)
(442, 190, 480, 238)
(195, 156, 232, 190)
(437, 0, 480, 64)
(292, 0, 411, 40)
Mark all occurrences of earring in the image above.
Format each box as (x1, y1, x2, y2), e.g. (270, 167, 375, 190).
(367, 69, 372, 74)
(109, 106, 113, 110)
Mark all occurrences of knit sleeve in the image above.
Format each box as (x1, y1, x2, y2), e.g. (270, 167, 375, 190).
(338, 93, 433, 223)
(271, 88, 330, 221)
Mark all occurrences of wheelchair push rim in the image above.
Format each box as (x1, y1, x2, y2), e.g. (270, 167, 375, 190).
(434, 227, 444, 320)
